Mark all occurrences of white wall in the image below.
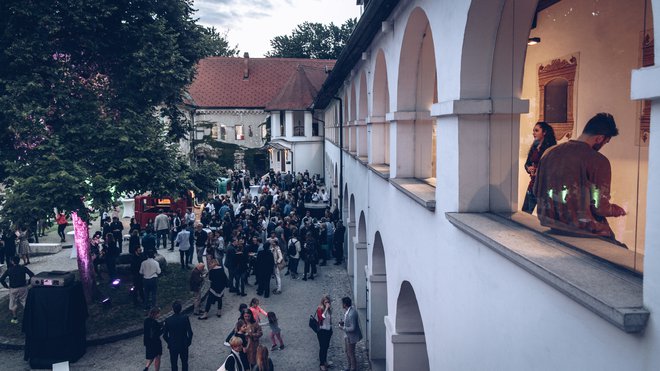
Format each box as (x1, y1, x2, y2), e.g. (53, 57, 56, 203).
(321, 0, 660, 369)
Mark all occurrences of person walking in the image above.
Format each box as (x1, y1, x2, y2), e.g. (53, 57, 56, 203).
(0, 256, 34, 324)
(170, 210, 182, 251)
(267, 311, 285, 351)
(56, 211, 67, 242)
(143, 307, 163, 371)
(198, 259, 227, 320)
(175, 226, 192, 270)
(140, 249, 161, 311)
(339, 297, 363, 371)
(163, 301, 193, 371)
(316, 295, 333, 371)
(189, 263, 206, 315)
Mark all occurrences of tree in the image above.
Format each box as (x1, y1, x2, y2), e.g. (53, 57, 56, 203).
(265, 18, 357, 59)
(201, 27, 240, 57)
(0, 0, 211, 301)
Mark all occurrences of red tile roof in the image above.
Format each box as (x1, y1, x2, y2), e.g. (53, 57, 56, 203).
(187, 57, 335, 109)
(265, 65, 329, 111)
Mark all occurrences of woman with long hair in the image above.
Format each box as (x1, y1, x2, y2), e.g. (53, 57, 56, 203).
(143, 307, 162, 371)
(316, 295, 333, 371)
(241, 309, 263, 368)
(523, 121, 557, 213)
(255, 344, 274, 371)
(17, 226, 31, 265)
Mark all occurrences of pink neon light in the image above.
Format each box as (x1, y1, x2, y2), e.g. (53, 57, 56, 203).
(72, 212, 93, 303)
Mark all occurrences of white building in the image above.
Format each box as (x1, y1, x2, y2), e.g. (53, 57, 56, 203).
(266, 65, 329, 177)
(181, 54, 334, 168)
(313, 0, 660, 370)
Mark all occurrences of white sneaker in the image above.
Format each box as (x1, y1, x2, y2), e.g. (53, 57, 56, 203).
(223, 341, 230, 347)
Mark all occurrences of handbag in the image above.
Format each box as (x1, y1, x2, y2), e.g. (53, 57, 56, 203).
(308, 313, 319, 333)
(217, 352, 243, 371)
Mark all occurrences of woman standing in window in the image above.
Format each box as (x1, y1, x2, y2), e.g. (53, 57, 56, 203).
(523, 121, 557, 213)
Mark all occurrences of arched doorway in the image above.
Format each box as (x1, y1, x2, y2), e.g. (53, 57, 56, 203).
(368, 231, 387, 367)
(389, 281, 429, 371)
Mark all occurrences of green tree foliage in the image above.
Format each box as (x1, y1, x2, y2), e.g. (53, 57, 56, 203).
(265, 18, 357, 59)
(0, 0, 213, 225)
(201, 27, 240, 57)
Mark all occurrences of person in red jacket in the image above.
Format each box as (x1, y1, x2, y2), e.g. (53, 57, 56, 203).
(56, 211, 68, 242)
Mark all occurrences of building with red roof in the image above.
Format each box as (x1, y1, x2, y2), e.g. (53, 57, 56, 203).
(181, 54, 334, 173)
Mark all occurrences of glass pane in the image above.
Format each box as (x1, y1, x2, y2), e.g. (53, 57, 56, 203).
(517, 0, 651, 274)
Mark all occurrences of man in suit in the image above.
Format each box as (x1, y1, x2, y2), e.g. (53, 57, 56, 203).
(339, 296, 363, 371)
(163, 301, 193, 371)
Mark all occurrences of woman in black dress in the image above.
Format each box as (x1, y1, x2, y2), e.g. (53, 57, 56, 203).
(143, 307, 162, 371)
(522, 121, 557, 213)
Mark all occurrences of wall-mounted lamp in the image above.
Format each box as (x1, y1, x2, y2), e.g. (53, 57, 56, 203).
(527, 37, 541, 45)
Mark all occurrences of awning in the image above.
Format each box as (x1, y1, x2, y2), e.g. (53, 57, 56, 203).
(262, 142, 291, 151)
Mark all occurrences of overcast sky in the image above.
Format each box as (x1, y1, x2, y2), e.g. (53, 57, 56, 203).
(193, 0, 361, 58)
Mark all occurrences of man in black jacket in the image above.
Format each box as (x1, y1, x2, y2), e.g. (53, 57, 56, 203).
(163, 301, 193, 371)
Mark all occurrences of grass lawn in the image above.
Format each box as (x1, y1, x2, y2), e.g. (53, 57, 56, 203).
(0, 267, 192, 341)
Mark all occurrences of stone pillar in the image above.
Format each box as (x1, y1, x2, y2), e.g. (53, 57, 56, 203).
(347, 222, 356, 277)
(385, 315, 429, 371)
(368, 272, 387, 362)
(353, 241, 367, 309)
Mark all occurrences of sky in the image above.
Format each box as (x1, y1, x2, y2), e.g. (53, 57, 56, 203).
(193, 0, 361, 58)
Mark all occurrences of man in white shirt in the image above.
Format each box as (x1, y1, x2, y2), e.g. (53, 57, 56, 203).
(139, 250, 161, 310)
(175, 227, 192, 269)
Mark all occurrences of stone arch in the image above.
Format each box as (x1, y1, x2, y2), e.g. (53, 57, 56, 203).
(397, 7, 437, 112)
(372, 49, 391, 165)
(395, 7, 437, 179)
(358, 211, 367, 244)
(357, 71, 368, 156)
(349, 85, 358, 152)
(346, 194, 356, 278)
(372, 49, 389, 116)
(392, 281, 429, 370)
(368, 231, 388, 364)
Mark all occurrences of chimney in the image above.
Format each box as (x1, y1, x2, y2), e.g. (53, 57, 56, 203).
(243, 52, 250, 79)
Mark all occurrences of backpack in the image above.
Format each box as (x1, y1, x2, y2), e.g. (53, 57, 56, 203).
(287, 239, 298, 257)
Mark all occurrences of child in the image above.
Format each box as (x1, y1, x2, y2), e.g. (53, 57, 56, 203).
(267, 311, 285, 351)
(249, 297, 268, 325)
(224, 303, 248, 346)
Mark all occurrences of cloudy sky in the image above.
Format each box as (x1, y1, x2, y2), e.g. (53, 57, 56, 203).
(193, 0, 361, 57)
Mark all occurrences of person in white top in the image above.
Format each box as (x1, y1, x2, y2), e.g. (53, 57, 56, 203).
(139, 250, 161, 310)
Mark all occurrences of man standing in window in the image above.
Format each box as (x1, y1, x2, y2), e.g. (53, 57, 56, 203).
(534, 113, 626, 241)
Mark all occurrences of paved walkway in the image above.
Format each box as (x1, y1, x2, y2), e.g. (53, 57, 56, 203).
(0, 225, 371, 370)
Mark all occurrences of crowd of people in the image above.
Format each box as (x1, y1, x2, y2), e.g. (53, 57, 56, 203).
(0, 168, 362, 370)
(124, 169, 360, 371)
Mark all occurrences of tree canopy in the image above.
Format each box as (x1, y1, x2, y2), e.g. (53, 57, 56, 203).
(0, 0, 220, 226)
(265, 18, 357, 59)
(201, 27, 240, 57)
